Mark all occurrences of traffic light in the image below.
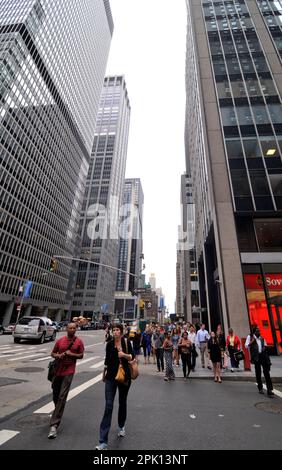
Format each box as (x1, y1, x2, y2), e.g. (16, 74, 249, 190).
(49, 257, 58, 272)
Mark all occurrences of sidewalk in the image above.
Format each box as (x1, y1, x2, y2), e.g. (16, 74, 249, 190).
(138, 355, 282, 382)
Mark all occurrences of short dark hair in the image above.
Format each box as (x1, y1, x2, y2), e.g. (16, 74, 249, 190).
(113, 323, 123, 334)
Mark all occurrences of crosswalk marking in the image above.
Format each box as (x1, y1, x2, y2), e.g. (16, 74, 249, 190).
(90, 360, 105, 369)
(34, 373, 103, 414)
(85, 342, 104, 348)
(32, 356, 53, 362)
(77, 356, 101, 366)
(8, 353, 47, 362)
(0, 430, 20, 446)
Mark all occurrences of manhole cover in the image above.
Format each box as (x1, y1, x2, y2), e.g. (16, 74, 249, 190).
(255, 402, 282, 415)
(14, 367, 44, 373)
(0, 377, 28, 387)
(16, 414, 50, 429)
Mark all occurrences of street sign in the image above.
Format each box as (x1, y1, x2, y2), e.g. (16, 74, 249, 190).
(146, 302, 152, 309)
(16, 305, 21, 311)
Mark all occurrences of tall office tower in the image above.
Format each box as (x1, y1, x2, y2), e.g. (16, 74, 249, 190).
(116, 178, 144, 293)
(185, 0, 282, 353)
(0, 0, 114, 324)
(71, 76, 131, 319)
(149, 273, 157, 291)
(179, 173, 199, 323)
(176, 238, 185, 318)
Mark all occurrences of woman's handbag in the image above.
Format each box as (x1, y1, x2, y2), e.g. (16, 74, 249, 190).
(126, 339, 139, 380)
(128, 358, 139, 380)
(234, 349, 245, 361)
(115, 363, 126, 383)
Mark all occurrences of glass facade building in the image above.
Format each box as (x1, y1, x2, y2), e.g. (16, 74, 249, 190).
(70, 76, 131, 319)
(0, 0, 113, 323)
(185, 0, 282, 352)
(116, 178, 144, 293)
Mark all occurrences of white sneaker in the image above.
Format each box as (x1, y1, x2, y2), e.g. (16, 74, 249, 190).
(48, 425, 57, 439)
(117, 426, 125, 437)
(95, 442, 108, 450)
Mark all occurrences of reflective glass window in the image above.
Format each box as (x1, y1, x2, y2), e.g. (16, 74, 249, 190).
(225, 139, 244, 158)
(252, 105, 271, 124)
(268, 104, 282, 124)
(236, 105, 254, 125)
(230, 169, 252, 195)
(260, 78, 277, 96)
(231, 79, 247, 97)
(249, 169, 271, 195)
(243, 139, 261, 157)
(221, 106, 238, 125)
(245, 79, 262, 97)
(260, 137, 280, 157)
(216, 80, 232, 98)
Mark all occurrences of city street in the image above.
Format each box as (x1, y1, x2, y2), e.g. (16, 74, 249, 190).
(0, 330, 281, 450)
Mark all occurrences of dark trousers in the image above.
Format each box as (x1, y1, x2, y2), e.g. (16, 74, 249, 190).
(156, 348, 164, 371)
(254, 357, 273, 392)
(191, 346, 197, 370)
(181, 353, 192, 377)
(228, 346, 239, 368)
(99, 379, 131, 444)
(50, 374, 73, 427)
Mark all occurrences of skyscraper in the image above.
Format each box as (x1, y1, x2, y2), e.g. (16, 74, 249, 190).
(185, 0, 282, 353)
(70, 76, 131, 319)
(116, 178, 144, 293)
(0, 0, 113, 324)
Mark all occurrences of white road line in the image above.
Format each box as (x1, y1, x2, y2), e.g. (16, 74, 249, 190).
(77, 356, 100, 366)
(8, 353, 47, 362)
(85, 342, 104, 348)
(32, 356, 52, 362)
(90, 360, 105, 369)
(263, 384, 282, 398)
(34, 373, 103, 414)
(0, 430, 20, 446)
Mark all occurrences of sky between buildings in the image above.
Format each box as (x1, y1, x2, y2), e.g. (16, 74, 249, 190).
(106, 0, 187, 312)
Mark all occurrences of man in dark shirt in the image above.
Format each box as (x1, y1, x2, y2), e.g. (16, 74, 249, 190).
(48, 322, 84, 439)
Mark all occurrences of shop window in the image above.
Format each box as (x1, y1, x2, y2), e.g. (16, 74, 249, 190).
(236, 217, 257, 251)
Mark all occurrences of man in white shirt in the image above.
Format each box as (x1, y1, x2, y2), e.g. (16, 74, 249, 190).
(196, 323, 210, 368)
(245, 327, 274, 397)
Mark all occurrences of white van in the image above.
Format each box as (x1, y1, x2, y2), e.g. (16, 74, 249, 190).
(13, 316, 56, 344)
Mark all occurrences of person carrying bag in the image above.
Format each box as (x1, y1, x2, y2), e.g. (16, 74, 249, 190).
(96, 324, 135, 450)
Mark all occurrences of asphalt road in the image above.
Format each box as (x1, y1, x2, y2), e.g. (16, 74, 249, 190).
(0, 330, 282, 450)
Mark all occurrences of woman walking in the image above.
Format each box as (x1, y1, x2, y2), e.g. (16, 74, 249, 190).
(96, 324, 134, 450)
(226, 328, 241, 372)
(178, 331, 192, 380)
(163, 331, 175, 381)
(208, 332, 222, 382)
(172, 327, 180, 367)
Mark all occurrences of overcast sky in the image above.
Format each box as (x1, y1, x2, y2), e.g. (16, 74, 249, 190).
(106, 0, 187, 312)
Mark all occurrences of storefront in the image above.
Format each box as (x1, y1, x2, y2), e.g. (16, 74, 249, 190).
(243, 268, 282, 354)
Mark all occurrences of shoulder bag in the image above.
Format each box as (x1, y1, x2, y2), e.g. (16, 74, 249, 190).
(126, 338, 139, 380)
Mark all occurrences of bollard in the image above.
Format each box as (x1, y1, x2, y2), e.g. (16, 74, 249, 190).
(241, 337, 251, 371)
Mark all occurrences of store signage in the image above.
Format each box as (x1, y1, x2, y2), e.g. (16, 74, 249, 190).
(244, 274, 282, 290)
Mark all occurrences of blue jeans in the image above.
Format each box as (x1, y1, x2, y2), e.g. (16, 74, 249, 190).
(99, 379, 131, 444)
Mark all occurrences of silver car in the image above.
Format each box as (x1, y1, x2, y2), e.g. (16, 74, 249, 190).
(13, 316, 56, 344)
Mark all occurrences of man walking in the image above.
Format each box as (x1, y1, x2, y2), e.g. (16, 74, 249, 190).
(245, 327, 274, 397)
(152, 326, 164, 372)
(48, 322, 84, 439)
(196, 323, 210, 368)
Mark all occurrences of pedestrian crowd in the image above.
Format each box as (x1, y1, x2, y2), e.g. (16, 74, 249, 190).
(46, 320, 274, 450)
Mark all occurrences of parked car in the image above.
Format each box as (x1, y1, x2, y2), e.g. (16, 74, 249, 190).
(52, 321, 61, 332)
(0, 324, 15, 335)
(13, 316, 56, 344)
